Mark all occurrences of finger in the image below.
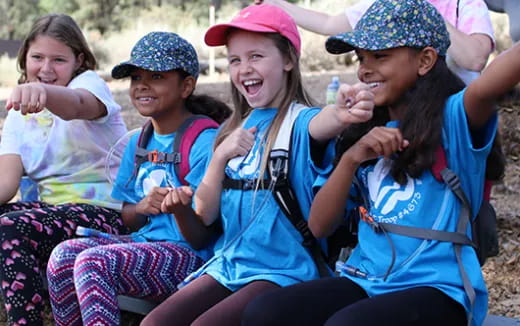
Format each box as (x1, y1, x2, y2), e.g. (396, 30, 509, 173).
(5, 99, 13, 111)
(38, 91, 46, 112)
(177, 187, 193, 206)
(336, 84, 356, 108)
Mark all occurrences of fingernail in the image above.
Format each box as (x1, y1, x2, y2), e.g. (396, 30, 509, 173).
(346, 97, 353, 108)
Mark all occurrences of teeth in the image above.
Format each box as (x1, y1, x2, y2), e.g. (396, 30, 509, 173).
(138, 97, 153, 101)
(243, 80, 261, 86)
(367, 82, 381, 88)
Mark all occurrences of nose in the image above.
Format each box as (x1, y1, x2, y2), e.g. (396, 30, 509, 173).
(357, 61, 372, 81)
(239, 61, 253, 75)
(40, 58, 53, 72)
(134, 78, 150, 90)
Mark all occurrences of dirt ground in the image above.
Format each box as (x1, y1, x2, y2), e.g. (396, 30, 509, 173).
(0, 70, 518, 324)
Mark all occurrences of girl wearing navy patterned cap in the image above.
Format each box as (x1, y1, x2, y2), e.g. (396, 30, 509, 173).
(243, 0, 517, 325)
(46, 32, 231, 326)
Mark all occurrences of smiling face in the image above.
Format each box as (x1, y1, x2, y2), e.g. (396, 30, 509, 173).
(129, 68, 188, 120)
(356, 47, 422, 110)
(25, 35, 83, 86)
(226, 30, 294, 109)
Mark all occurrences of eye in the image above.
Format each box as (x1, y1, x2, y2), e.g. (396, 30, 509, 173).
(130, 74, 141, 81)
(250, 53, 262, 60)
(30, 55, 42, 61)
(228, 57, 240, 65)
(151, 73, 163, 80)
(374, 53, 387, 59)
(54, 58, 66, 63)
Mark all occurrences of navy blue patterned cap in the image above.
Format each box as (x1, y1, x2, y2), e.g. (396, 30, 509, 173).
(112, 32, 199, 79)
(326, 0, 450, 56)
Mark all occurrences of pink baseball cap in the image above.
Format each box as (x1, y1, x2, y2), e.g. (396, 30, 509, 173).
(204, 4, 301, 56)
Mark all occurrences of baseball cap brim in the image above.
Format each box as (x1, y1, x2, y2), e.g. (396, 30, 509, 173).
(326, 29, 409, 54)
(111, 59, 177, 79)
(205, 22, 279, 47)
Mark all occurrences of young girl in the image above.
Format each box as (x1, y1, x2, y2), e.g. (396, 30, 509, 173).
(0, 14, 128, 326)
(45, 32, 231, 326)
(242, 1, 517, 326)
(141, 4, 374, 326)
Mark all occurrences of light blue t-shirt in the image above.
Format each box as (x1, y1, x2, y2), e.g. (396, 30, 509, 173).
(199, 107, 335, 291)
(111, 126, 216, 261)
(328, 90, 496, 326)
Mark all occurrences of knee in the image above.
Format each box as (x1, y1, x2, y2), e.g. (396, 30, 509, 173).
(241, 291, 283, 326)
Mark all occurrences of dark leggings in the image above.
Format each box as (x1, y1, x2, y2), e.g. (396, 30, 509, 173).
(0, 201, 126, 326)
(242, 277, 467, 326)
(141, 274, 280, 326)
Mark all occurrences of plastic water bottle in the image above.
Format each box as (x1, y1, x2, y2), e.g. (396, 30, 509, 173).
(326, 76, 340, 105)
(19, 176, 39, 201)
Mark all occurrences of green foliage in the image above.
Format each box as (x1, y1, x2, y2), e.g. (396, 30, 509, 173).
(0, 0, 42, 40)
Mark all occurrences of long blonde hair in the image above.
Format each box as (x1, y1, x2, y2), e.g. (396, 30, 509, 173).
(214, 32, 314, 182)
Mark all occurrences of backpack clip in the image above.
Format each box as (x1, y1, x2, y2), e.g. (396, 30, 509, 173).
(148, 150, 166, 163)
(359, 206, 381, 233)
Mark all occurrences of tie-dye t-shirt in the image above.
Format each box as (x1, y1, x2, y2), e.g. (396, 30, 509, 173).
(346, 0, 495, 84)
(0, 70, 127, 210)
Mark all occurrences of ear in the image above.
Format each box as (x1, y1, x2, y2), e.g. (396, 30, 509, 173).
(283, 56, 294, 72)
(181, 75, 196, 99)
(75, 53, 85, 71)
(417, 47, 438, 76)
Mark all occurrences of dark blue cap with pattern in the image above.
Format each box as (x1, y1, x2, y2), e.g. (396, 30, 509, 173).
(112, 31, 199, 79)
(326, 0, 450, 56)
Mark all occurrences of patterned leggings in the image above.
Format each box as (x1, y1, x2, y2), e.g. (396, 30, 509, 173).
(47, 237, 205, 326)
(0, 201, 126, 326)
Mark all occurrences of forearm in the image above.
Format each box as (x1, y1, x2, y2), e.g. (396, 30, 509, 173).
(445, 22, 493, 72)
(43, 85, 107, 120)
(309, 153, 359, 238)
(0, 154, 24, 204)
(264, 0, 352, 35)
(121, 203, 148, 231)
(173, 207, 216, 250)
(309, 105, 350, 141)
(465, 42, 520, 127)
(194, 155, 227, 226)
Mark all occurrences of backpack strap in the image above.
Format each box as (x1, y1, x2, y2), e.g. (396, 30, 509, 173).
(269, 102, 331, 278)
(173, 115, 218, 185)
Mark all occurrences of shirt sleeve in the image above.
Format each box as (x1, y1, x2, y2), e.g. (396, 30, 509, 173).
(345, 0, 376, 28)
(68, 70, 122, 123)
(457, 0, 495, 47)
(0, 110, 24, 156)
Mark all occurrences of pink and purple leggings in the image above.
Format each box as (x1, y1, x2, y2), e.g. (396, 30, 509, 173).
(47, 237, 205, 326)
(0, 201, 126, 326)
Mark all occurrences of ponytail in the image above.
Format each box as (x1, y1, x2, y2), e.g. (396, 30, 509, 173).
(185, 94, 232, 124)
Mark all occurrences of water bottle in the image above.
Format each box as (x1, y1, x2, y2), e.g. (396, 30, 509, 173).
(326, 76, 340, 105)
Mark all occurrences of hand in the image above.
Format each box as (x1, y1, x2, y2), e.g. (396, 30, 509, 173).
(335, 82, 374, 124)
(347, 127, 409, 163)
(5, 83, 47, 114)
(214, 126, 257, 162)
(161, 186, 193, 216)
(135, 187, 170, 216)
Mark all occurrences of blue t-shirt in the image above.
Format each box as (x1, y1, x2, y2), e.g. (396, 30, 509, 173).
(111, 126, 216, 261)
(327, 90, 496, 326)
(199, 107, 335, 291)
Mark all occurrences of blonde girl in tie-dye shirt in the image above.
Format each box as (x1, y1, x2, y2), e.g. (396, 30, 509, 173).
(0, 14, 128, 326)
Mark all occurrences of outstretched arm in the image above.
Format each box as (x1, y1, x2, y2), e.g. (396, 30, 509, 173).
(254, 0, 353, 35)
(309, 83, 374, 142)
(464, 42, 520, 128)
(5, 83, 107, 120)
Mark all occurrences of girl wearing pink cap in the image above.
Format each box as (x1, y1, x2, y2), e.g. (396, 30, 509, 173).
(141, 4, 374, 326)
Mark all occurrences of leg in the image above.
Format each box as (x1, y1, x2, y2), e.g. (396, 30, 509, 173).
(74, 242, 205, 326)
(193, 280, 280, 326)
(141, 274, 232, 326)
(47, 237, 126, 326)
(325, 286, 467, 326)
(0, 203, 125, 326)
(242, 277, 367, 326)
